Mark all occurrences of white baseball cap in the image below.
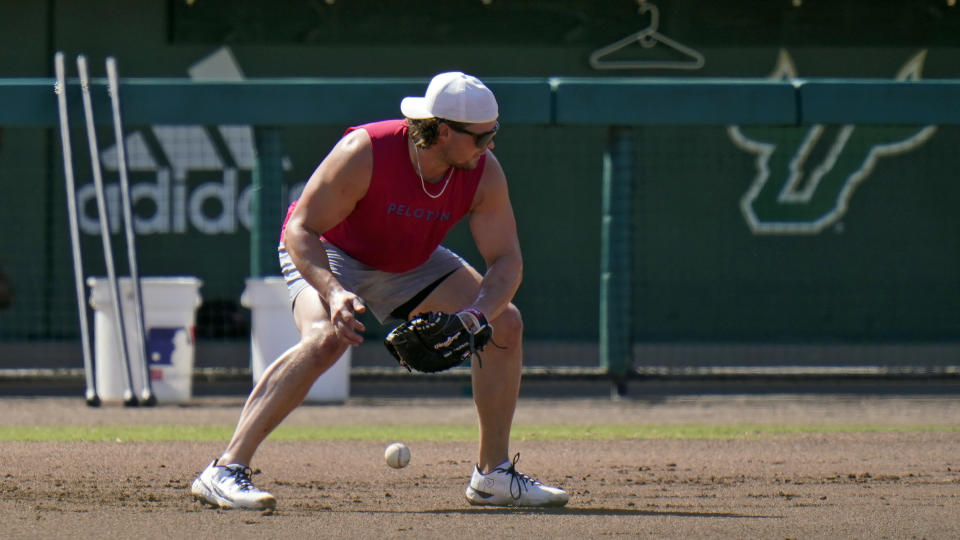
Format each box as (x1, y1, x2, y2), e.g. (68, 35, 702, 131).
(400, 71, 498, 123)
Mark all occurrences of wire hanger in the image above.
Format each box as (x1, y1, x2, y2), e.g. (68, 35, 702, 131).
(589, 0, 705, 71)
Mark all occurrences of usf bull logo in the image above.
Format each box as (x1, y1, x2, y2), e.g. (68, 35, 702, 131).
(728, 50, 937, 234)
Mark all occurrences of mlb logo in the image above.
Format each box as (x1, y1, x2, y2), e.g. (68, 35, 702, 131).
(147, 326, 194, 381)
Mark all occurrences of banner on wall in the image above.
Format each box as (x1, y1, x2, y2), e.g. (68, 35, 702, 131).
(75, 47, 300, 237)
(728, 49, 937, 235)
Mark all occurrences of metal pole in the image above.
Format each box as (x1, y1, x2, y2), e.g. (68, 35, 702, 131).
(106, 57, 155, 405)
(54, 52, 100, 407)
(251, 127, 285, 278)
(599, 127, 634, 398)
(77, 54, 138, 406)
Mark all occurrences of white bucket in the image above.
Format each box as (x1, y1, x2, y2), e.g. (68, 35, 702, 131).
(87, 276, 203, 403)
(240, 277, 350, 402)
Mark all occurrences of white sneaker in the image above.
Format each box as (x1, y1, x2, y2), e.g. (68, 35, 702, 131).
(191, 459, 277, 510)
(465, 453, 569, 507)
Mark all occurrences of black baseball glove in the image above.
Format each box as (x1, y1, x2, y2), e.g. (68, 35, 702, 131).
(384, 310, 493, 373)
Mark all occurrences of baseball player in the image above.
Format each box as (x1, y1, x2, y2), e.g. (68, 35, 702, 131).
(191, 71, 568, 510)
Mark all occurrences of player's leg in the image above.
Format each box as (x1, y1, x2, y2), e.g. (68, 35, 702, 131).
(221, 289, 348, 466)
(192, 288, 348, 510)
(410, 266, 567, 507)
(409, 265, 522, 471)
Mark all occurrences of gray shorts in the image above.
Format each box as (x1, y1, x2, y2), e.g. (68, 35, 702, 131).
(277, 240, 467, 323)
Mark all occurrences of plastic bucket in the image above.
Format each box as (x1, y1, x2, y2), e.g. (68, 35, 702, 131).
(240, 277, 350, 402)
(87, 276, 203, 403)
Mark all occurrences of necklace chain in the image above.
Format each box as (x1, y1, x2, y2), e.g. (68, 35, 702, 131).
(414, 145, 453, 199)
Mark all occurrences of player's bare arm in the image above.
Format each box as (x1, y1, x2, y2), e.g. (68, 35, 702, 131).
(467, 151, 523, 320)
(285, 129, 373, 344)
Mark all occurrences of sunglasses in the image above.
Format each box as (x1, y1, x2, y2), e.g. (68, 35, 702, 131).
(443, 120, 500, 148)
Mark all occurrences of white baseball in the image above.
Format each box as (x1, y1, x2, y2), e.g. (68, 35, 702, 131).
(384, 442, 411, 469)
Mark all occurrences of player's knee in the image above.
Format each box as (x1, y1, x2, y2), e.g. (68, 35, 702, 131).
(491, 303, 523, 346)
(298, 326, 348, 367)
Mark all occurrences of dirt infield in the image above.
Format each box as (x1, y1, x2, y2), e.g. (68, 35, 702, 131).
(1, 395, 959, 539)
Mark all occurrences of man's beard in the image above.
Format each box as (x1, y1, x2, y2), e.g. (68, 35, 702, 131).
(444, 149, 481, 171)
(453, 159, 480, 171)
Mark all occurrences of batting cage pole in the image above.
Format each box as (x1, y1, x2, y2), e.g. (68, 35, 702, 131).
(76, 54, 139, 407)
(106, 56, 156, 406)
(54, 52, 101, 407)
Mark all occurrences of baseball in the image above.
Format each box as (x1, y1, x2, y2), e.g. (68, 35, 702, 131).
(384, 442, 411, 469)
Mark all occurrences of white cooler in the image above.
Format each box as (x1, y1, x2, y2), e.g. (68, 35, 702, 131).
(240, 277, 350, 402)
(87, 276, 203, 403)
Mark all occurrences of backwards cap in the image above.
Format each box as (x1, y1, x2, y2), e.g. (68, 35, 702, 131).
(400, 71, 498, 123)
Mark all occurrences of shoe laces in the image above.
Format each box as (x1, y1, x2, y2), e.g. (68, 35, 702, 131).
(468, 332, 484, 368)
(491, 453, 542, 500)
(456, 310, 505, 369)
(224, 465, 257, 492)
(468, 335, 506, 370)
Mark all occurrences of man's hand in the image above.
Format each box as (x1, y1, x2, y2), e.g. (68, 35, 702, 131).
(328, 289, 366, 346)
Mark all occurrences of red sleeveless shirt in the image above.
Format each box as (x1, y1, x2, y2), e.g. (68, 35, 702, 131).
(285, 119, 486, 273)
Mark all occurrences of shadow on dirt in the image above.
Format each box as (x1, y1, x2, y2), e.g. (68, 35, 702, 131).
(359, 507, 777, 519)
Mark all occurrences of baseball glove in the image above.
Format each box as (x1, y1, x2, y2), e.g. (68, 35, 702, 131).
(384, 310, 493, 373)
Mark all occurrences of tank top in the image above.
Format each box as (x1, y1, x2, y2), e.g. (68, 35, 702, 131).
(283, 119, 486, 273)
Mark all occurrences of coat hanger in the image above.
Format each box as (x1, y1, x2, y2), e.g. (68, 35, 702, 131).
(589, 0, 705, 71)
